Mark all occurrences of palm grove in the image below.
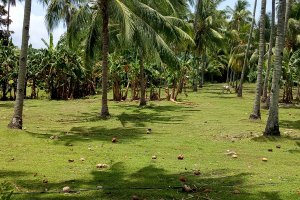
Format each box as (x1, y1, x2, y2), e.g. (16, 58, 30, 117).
(0, 0, 299, 136)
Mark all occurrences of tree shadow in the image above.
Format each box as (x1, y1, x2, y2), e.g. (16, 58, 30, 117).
(0, 102, 14, 108)
(25, 126, 147, 146)
(117, 111, 185, 128)
(9, 163, 285, 200)
(279, 104, 300, 109)
(114, 104, 189, 128)
(280, 120, 300, 130)
(259, 192, 283, 200)
(251, 135, 300, 142)
(0, 170, 29, 178)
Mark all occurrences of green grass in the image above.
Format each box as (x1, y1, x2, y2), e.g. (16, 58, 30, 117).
(0, 84, 299, 200)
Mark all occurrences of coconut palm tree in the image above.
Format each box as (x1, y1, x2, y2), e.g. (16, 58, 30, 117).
(237, 0, 257, 97)
(5, 0, 16, 36)
(249, 0, 266, 120)
(193, 0, 224, 88)
(8, 0, 32, 129)
(226, 0, 251, 32)
(264, 0, 287, 136)
(43, 0, 86, 32)
(68, 0, 193, 115)
(262, 0, 276, 103)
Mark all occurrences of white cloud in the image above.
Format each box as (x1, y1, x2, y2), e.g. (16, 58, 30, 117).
(10, 1, 65, 49)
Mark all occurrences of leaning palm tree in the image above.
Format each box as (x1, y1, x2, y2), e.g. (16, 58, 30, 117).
(264, 0, 287, 136)
(249, 0, 266, 120)
(8, 0, 32, 129)
(237, 0, 257, 97)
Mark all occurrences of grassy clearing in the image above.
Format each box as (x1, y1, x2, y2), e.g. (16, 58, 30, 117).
(0, 84, 299, 200)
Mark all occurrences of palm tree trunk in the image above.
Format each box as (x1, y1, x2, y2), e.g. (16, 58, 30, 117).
(262, 0, 275, 103)
(226, 65, 230, 85)
(7, 1, 10, 35)
(100, 0, 110, 118)
(297, 77, 300, 101)
(230, 69, 234, 86)
(237, 0, 257, 97)
(264, 0, 286, 136)
(139, 49, 146, 106)
(200, 54, 206, 88)
(193, 0, 201, 33)
(249, 0, 266, 120)
(8, 0, 32, 129)
(284, 0, 291, 35)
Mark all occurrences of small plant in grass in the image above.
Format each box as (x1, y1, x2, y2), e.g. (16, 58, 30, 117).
(0, 181, 13, 200)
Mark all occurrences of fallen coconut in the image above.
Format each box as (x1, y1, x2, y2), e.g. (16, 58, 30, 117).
(276, 145, 281, 149)
(132, 195, 140, 200)
(80, 158, 85, 161)
(203, 188, 213, 193)
(177, 154, 184, 160)
(194, 170, 201, 176)
(182, 185, 192, 192)
(68, 159, 74, 163)
(262, 157, 268, 162)
(179, 176, 187, 182)
(96, 163, 108, 169)
(112, 137, 117, 143)
(152, 155, 157, 159)
(233, 189, 241, 194)
(62, 186, 71, 193)
(226, 151, 237, 156)
(268, 149, 273, 152)
(232, 154, 238, 158)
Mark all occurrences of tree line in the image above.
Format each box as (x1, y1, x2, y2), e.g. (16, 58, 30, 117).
(0, 0, 299, 136)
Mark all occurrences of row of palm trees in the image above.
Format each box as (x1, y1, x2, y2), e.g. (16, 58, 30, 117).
(4, 0, 299, 138)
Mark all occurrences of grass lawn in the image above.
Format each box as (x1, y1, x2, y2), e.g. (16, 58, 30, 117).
(0, 84, 299, 200)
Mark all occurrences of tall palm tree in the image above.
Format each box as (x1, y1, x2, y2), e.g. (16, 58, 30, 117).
(237, 0, 257, 97)
(264, 0, 287, 136)
(193, 0, 224, 88)
(249, 0, 266, 120)
(262, 0, 275, 103)
(8, 0, 32, 129)
(68, 0, 193, 116)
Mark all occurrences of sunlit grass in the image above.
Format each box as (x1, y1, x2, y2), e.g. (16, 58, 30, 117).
(0, 84, 299, 199)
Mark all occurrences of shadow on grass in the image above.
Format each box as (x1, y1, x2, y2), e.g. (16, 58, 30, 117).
(23, 104, 191, 146)
(25, 126, 147, 146)
(251, 135, 300, 143)
(280, 120, 300, 130)
(279, 104, 300, 109)
(55, 104, 191, 126)
(10, 163, 285, 200)
(115, 104, 190, 128)
(0, 102, 14, 108)
(0, 170, 30, 178)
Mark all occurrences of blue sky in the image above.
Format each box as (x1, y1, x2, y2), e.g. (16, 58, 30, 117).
(9, 0, 272, 49)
